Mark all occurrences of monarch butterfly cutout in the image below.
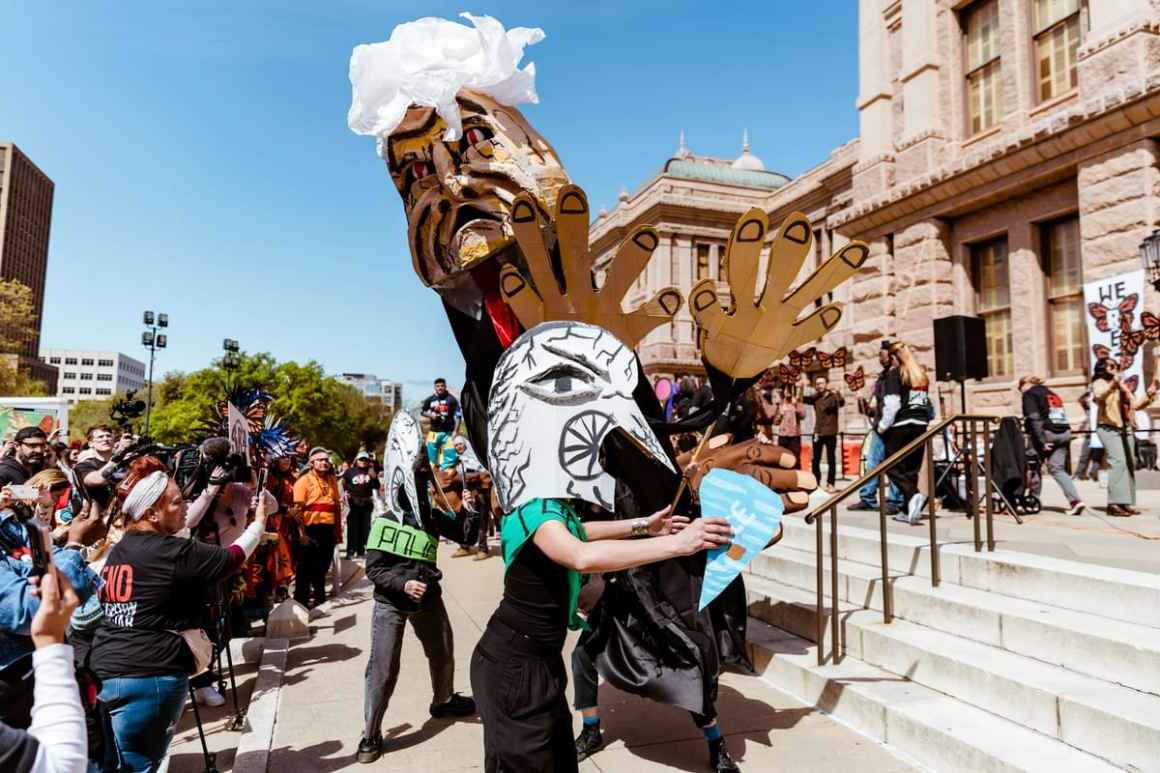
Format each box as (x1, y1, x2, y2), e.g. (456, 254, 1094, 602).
(843, 366, 866, 391)
(1124, 375, 1140, 394)
(1141, 311, 1160, 340)
(1088, 294, 1138, 334)
(816, 346, 849, 369)
(1092, 343, 1136, 371)
(777, 363, 801, 385)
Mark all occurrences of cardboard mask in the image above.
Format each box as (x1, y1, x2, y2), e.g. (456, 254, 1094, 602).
(487, 321, 675, 513)
(384, 410, 425, 523)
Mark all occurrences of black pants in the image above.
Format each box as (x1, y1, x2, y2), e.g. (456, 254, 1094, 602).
(345, 502, 373, 558)
(779, 435, 802, 469)
(812, 434, 838, 486)
(471, 619, 576, 773)
(884, 424, 927, 504)
(363, 597, 454, 741)
(570, 631, 714, 726)
(294, 524, 336, 608)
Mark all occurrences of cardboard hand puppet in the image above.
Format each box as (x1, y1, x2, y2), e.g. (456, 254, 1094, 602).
(697, 469, 784, 611)
(689, 210, 869, 380)
(487, 320, 675, 513)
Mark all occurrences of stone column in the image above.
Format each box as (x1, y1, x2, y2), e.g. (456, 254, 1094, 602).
(858, 0, 893, 159)
(848, 235, 896, 365)
(1007, 221, 1049, 378)
(1078, 139, 1160, 315)
(1079, 0, 1160, 93)
(892, 220, 954, 366)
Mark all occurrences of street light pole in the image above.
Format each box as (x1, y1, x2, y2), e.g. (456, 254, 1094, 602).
(141, 311, 169, 437)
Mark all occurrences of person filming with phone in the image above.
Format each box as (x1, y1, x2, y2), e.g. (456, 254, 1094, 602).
(0, 485, 99, 728)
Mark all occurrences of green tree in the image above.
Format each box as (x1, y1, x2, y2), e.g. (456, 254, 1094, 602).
(144, 352, 390, 459)
(0, 278, 47, 396)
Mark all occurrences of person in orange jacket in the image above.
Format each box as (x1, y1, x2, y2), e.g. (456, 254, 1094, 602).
(291, 447, 344, 607)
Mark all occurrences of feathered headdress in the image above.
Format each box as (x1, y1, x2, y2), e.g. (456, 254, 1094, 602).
(206, 386, 298, 462)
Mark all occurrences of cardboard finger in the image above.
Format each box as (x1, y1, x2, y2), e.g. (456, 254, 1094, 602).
(688, 279, 726, 335)
(508, 194, 562, 304)
(782, 491, 811, 513)
(500, 263, 546, 331)
(703, 438, 796, 471)
(723, 209, 768, 311)
(554, 185, 594, 300)
(762, 212, 813, 306)
(784, 303, 844, 352)
(601, 225, 659, 305)
(782, 241, 869, 310)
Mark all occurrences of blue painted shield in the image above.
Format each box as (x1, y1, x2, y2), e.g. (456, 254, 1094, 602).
(697, 468, 784, 611)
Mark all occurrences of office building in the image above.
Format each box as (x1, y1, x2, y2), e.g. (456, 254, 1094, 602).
(40, 349, 147, 403)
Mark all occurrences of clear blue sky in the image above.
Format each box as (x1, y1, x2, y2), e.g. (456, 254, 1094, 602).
(2, 1, 858, 402)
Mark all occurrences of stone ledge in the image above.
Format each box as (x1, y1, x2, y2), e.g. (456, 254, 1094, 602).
(232, 638, 290, 773)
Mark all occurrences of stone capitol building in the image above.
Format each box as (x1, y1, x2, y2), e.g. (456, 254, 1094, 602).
(590, 0, 1159, 428)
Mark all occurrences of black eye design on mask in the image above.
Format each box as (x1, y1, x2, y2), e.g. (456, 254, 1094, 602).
(521, 364, 602, 405)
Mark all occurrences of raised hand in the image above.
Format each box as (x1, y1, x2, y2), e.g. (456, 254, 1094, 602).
(689, 210, 868, 379)
(682, 435, 817, 516)
(499, 184, 683, 347)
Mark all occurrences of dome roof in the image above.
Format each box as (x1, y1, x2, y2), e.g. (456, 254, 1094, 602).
(731, 129, 765, 171)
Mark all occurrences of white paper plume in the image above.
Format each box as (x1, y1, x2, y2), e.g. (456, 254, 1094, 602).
(348, 12, 544, 146)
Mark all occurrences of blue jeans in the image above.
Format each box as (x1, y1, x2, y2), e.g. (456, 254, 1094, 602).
(100, 674, 189, 772)
(859, 431, 903, 509)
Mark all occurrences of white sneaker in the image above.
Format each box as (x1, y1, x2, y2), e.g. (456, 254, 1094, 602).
(1067, 501, 1086, 516)
(194, 686, 226, 707)
(906, 494, 927, 525)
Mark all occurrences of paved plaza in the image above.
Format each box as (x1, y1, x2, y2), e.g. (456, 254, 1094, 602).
(169, 538, 914, 773)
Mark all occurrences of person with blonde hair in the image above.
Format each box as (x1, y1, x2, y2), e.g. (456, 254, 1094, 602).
(1019, 375, 1085, 515)
(1090, 357, 1158, 516)
(877, 342, 933, 524)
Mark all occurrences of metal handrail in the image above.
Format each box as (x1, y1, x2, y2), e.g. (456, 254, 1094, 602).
(801, 413, 1000, 666)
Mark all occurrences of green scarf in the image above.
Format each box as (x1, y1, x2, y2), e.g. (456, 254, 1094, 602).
(501, 499, 588, 631)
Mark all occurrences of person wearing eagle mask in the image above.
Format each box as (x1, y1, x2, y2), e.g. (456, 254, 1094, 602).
(347, 14, 861, 772)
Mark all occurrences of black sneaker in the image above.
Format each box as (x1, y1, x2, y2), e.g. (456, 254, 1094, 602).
(429, 693, 476, 718)
(356, 736, 382, 764)
(575, 722, 603, 760)
(709, 737, 741, 772)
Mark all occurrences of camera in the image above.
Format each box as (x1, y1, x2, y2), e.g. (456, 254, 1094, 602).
(110, 390, 147, 428)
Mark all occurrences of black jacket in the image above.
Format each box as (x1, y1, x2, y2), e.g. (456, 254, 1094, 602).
(0, 457, 30, 488)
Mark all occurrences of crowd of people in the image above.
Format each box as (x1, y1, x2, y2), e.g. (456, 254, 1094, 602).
(0, 407, 397, 772)
(1, 353, 1150, 773)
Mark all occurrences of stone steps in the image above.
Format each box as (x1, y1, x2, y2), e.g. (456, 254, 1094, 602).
(777, 517, 1160, 627)
(745, 618, 1122, 773)
(748, 546, 1160, 694)
(746, 576, 1160, 771)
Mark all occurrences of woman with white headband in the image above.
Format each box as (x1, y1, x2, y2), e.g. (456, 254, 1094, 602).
(89, 457, 270, 773)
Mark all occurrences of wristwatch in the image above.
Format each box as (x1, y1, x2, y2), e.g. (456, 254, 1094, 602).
(630, 518, 648, 538)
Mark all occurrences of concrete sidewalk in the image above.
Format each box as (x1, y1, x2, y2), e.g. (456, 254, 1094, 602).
(257, 543, 913, 772)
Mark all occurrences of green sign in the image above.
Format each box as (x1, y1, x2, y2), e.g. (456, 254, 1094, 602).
(366, 517, 438, 563)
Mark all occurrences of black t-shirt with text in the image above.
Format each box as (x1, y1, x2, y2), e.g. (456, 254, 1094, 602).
(92, 532, 235, 679)
(343, 467, 377, 506)
(421, 393, 460, 433)
(73, 458, 113, 507)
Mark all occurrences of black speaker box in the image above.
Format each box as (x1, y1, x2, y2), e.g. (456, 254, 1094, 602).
(933, 315, 988, 382)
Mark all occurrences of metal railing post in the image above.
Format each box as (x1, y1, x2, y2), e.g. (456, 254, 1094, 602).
(877, 475, 892, 623)
(815, 513, 824, 666)
(830, 505, 841, 662)
(968, 420, 981, 552)
(926, 437, 940, 587)
(983, 419, 995, 551)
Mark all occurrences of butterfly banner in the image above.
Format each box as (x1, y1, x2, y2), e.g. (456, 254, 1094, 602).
(227, 402, 252, 459)
(1083, 269, 1146, 399)
(697, 469, 784, 611)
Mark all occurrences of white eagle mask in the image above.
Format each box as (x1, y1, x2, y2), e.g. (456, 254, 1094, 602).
(384, 410, 424, 524)
(487, 321, 675, 513)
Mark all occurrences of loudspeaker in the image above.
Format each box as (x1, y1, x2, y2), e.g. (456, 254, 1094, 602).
(933, 315, 988, 382)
